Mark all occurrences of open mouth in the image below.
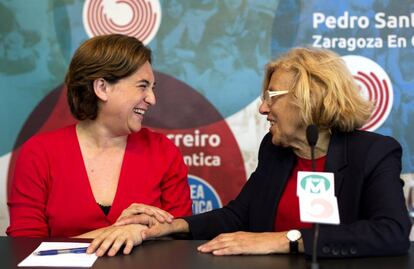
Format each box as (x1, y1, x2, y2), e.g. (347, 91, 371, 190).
(133, 108, 146, 116)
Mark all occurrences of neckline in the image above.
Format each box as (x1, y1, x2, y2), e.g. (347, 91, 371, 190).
(97, 203, 111, 216)
(72, 124, 129, 218)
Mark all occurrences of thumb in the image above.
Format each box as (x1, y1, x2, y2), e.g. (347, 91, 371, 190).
(141, 229, 148, 240)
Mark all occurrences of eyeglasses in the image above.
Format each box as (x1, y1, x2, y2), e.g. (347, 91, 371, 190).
(263, 90, 289, 105)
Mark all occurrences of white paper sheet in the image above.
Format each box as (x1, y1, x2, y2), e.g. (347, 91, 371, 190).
(18, 242, 98, 267)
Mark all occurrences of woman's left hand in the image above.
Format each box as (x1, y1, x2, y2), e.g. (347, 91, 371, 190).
(116, 203, 173, 224)
(197, 231, 290, 255)
(87, 224, 147, 256)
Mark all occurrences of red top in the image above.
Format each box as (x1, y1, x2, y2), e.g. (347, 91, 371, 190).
(7, 125, 192, 237)
(274, 155, 327, 231)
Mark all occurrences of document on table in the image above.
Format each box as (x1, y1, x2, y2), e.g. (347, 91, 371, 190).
(18, 242, 98, 267)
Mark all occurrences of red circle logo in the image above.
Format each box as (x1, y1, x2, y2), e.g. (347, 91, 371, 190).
(83, 0, 161, 44)
(342, 55, 393, 132)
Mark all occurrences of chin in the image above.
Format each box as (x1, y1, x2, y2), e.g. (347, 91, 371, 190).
(128, 124, 142, 134)
(271, 136, 281, 146)
(132, 127, 142, 133)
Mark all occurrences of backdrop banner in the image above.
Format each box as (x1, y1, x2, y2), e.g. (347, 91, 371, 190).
(1, 0, 413, 235)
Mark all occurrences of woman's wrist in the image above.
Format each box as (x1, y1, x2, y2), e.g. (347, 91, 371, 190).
(172, 218, 190, 233)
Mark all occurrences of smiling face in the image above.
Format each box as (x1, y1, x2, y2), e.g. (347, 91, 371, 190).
(98, 61, 156, 136)
(259, 68, 306, 147)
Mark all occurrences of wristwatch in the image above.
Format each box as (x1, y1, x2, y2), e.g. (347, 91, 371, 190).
(286, 229, 302, 254)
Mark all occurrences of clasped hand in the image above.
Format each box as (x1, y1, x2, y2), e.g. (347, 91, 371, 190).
(87, 203, 292, 256)
(86, 203, 173, 256)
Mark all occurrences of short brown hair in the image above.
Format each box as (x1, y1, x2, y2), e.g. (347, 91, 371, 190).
(65, 34, 152, 120)
(263, 47, 373, 132)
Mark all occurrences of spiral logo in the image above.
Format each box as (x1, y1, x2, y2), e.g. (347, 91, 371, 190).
(342, 55, 393, 132)
(82, 0, 161, 45)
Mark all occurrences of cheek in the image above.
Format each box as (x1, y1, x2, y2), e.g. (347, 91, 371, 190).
(284, 114, 301, 129)
(269, 106, 280, 118)
(274, 109, 301, 131)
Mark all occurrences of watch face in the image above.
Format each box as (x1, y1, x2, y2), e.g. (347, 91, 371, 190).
(287, 230, 302, 241)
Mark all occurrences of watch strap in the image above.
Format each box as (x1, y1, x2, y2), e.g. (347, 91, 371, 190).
(289, 240, 299, 254)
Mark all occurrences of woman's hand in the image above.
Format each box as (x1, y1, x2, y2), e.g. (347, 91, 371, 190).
(116, 216, 190, 240)
(116, 203, 174, 224)
(197, 231, 292, 255)
(142, 218, 190, 240)
(86, 224, 148, 256)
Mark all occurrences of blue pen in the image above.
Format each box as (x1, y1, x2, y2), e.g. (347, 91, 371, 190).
(34, 247, 88, 256)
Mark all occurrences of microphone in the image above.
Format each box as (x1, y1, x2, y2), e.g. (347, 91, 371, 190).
(306, 124, 320, 269)
(306, 124, 319, 171)
(306, 124, 319, 147)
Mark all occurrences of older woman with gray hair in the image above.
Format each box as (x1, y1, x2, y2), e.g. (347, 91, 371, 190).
(90, 47, 411, 258)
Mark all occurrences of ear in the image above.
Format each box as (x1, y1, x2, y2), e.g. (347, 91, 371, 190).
(93, 78, 109, 102)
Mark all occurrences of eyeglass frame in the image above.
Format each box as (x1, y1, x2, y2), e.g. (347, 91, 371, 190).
(263, 90, 289, 105)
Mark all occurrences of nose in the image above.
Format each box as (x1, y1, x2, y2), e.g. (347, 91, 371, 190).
(145, 88, 156, 106)
(259, 100, 269, 115)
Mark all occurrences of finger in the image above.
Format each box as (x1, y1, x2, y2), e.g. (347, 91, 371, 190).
(212, 246, 240, 256)
(150, 207, 174, 223)
(140, 229, 148, 241)
(198, 241, 227, 253)
(115, 214, 153, 226)
(87, 236, 104, 254)
(197, 235, 232, 252)
(152, 210, 169, 223)
(122, 207, 166, 223)
(94, 227, 127, 257)
(136, 204, 174, 220)
(123, 240, 135, 255)
(107, 236, 126, 257)
(95, 236, 116, 257)
(118, 203, 140, 217)
(138, 207, 170, 223)
(197, 241, 217, 252)
(199, 241, 236, 254)
(115, 211, 130, 222)
(115, 215, 140, 226)
(116, 207, 145, 222)
(129, 204, 173, 223)
(116, 204, 152, 219)
(87, 229, 114, 255)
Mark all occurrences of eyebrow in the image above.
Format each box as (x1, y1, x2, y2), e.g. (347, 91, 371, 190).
(137, 79, 156, 86)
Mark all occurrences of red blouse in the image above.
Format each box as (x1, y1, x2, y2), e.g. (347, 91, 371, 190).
(274, 155, 326, 232)
(7, 125, 192, 237)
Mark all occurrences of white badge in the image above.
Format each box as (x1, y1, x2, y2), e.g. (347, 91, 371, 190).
(297, 171, 340, 225)
(299, 195, 340, 224)
(297, 171, 335, 197)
